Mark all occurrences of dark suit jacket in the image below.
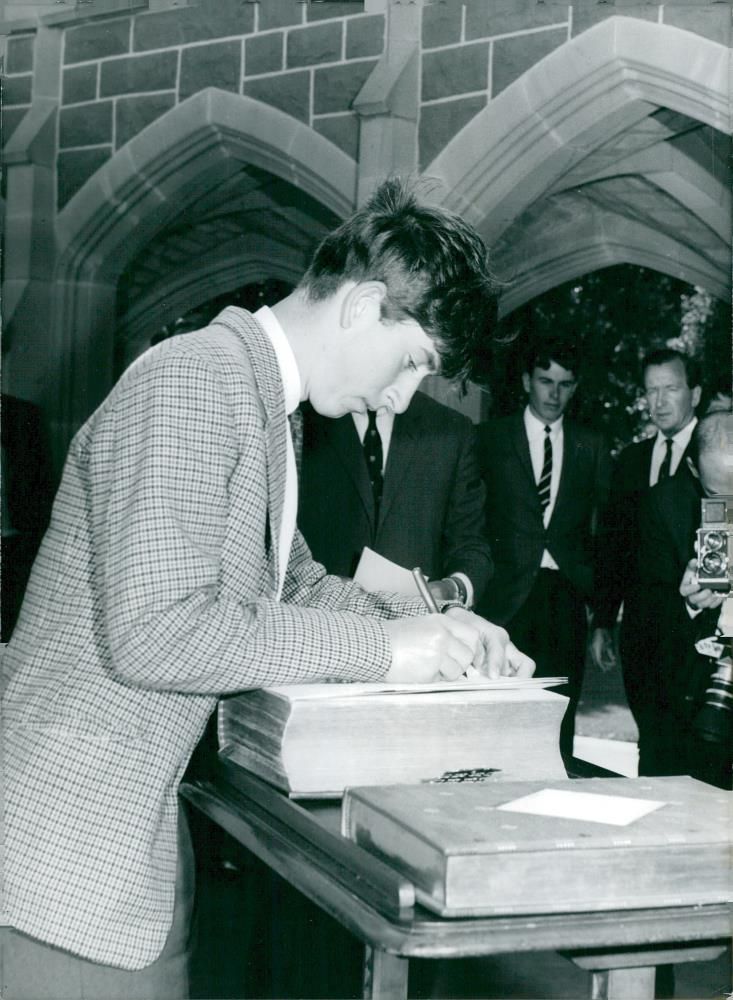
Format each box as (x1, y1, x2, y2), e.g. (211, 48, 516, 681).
(1, 393, 54, 538)
(637, 471, 716, 715)
(2, 394, 55, 639)
(476, 413, 611, 625)
(593, 434, 696, 650)
(297, 392, 493, 603)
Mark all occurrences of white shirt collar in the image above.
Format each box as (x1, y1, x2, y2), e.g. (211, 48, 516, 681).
(254, 305, 301, 417)
(654, 415, 697, 449)
(524, 405, 564, 436)
(352, 409, 395, 438)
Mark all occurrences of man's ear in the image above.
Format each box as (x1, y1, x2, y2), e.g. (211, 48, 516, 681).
(340, 281, 387, 329)
(691, 384, 702, 410)
(521, 372, 531, 394)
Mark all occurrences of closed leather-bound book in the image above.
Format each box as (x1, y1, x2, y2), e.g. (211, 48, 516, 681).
(342, 776, 732, 916)
(217, 679, 567, 798)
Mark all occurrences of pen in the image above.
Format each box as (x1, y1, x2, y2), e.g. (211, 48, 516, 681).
(412, 566, 440, 613)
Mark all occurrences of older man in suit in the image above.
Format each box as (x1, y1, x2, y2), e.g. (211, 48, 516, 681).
(477, 338, 611, 757)
(591, 348, 702, 774)
(1, 178, 533, 1000)
(634, 410, 732, 788)
(297, 391, 493, 610)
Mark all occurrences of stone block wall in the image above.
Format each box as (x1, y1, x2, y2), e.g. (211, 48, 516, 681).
(417, 0, 730, 168)
(3, 29, 35, 144)
(3, 1, 728, 206)
(419, 2, 571, 168)
(4, 0, 384, 209)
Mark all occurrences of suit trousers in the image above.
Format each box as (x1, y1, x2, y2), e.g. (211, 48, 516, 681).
(624, 652, 733, 789)
(506, 569, 587, 758)
(0, 808, 195, 1000)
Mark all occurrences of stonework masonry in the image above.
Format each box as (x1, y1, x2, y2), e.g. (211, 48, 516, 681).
(1, 0, 729, 460)
(2, 1, 727, 208)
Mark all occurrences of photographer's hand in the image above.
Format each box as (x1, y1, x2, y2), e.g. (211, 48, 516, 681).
(590, 627, 618, 672)
(680, 558, 729, 612)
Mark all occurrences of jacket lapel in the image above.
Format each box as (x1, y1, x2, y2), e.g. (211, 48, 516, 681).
(511, 414, 540, 508)
(321, 414, 376, 528)
(214, 306, 285, 596)
(379, 406, 422, 529)
(634, 436, 655, 487)
(552, 420, 578, 520)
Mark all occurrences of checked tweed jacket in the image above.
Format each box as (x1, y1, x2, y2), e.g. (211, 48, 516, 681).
(2, 307, 424, 970)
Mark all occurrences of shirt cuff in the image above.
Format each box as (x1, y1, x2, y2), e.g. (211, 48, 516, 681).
(450, 572, 474, 609)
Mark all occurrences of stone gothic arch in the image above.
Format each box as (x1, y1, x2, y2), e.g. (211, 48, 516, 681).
(55, 87, 356, 285)
(41, 89, 356, 449)
(427, 16, 730, 314)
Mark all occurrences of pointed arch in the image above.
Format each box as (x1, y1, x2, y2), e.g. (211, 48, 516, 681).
(55, 88, 357, 286)
(427, 17, 730, 246)
(498, 214, 727, 317)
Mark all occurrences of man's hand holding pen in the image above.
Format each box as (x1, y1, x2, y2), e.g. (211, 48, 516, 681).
(383, 567, 535, 683)
(383, 610, 535, 683)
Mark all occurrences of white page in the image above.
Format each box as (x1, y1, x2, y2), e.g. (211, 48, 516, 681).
(259, 677, 568, 700)
(497, 788, 666, 826)
(353, 546, 423, 596)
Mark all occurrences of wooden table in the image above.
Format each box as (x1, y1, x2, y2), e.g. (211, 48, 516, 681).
(180, 759, 731, 1000)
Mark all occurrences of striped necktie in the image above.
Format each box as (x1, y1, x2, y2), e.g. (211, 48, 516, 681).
(657, 437, 673, 482)
(363, 410, 383, 516)
(538, 424, 552, 510)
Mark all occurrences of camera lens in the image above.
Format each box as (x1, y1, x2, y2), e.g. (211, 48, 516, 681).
(693, 657, 733, 745)
(703, 531, 726, 552)
(701, 551, 727, 575)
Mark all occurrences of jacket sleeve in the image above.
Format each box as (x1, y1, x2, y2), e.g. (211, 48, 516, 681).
(592, 448, 634, 628)
(635, 487, 683, 673)
(637, 487, 714, 710)
(440, 420, 493, 604)
(94, 353, 415, 696)
(283, 526, 428, 618)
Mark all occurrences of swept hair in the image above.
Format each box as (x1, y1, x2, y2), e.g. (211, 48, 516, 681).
(522, 337, 581, 379)
(642, 348, 701, 389)
(299, 177, 500, 386)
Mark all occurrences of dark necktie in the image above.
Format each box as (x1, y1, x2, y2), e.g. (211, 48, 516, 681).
(657, 437, 673, 482)
(363, 410, 383, 516)
(538, 425, 552, 511)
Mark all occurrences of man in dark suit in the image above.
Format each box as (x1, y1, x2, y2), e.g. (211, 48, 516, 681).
(477, 339, 612, 756)
(636, 410, 732, 788)
(591, 348, 702, 773)
(298, 390, 493, 609)
(1, 394, 55, 640)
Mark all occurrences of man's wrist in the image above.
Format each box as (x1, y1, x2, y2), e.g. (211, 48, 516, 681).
(449, 574, 469, 607)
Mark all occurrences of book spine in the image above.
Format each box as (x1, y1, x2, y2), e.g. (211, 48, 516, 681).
(344, 794, 448, 905)
(439, 842, 732, 916)
(219, 742, 292, 794)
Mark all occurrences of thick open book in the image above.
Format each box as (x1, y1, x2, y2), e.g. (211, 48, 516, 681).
(217, 678, 568, 798)
(342, 775, 733, 916)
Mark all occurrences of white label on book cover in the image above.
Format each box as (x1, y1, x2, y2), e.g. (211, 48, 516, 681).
(497, 789, 666, 826)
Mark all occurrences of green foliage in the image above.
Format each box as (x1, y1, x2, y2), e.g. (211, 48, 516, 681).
(489, 265, 731, 453)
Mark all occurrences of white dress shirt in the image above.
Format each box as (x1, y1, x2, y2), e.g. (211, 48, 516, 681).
(254, 306, 302, 598)
(524, 406, 563, 570)
(649, 417, 697, 486)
